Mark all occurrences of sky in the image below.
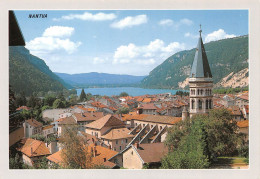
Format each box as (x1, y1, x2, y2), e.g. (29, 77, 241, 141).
(14, 10, 248, 76)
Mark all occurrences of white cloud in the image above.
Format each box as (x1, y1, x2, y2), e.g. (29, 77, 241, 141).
(26, 26, 81, 56)
(205, 29, 236, 43)
(159, 19, 173, 26)
(43, 26, 74, 37)
(53, 12, 117, 21)
(111, 15, 148, 29)
(113, 39, 186, 65)
(180, 18, 193, 26)
(184, 32, 199, 39)
(161, 18, 193, 29)
(93, 57, 105, 64)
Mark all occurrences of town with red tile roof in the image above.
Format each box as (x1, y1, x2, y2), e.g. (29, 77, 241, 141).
(8, 11, 250, 170)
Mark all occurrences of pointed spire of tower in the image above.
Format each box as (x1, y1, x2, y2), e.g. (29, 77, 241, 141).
(190, 25, 212, 78)
(199, 24, 202, 37)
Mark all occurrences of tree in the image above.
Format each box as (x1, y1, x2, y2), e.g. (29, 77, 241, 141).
(9, 153, 23, 169)
(31, 134, 46, 142)
(27, 94, 42, 108)
(86, 93, 93, 101)
(202, 109, 239, 159)
(119, 92, 129, 97)
(9, 85, 16, 113)
(68, 94, 78, 106)
(44, 95, 56, 106)
(79, 89, 87, 102)
(163, 108, 240, 168)
(59, 125, 92, 169)
(33, 157, 49, 169)
(15, 91, 27, 107)
(53, 99, 65, 109)
(116, 107, 130, 114)
(161, 119, 209, 169)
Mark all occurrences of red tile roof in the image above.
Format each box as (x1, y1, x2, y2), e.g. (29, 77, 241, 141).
(91, 102, 107, 109)
(101, 128, 134, 140)
(73, 112, 104, 122)
(88, 144, 118, 168)
(25, 119, 43, 128)
(20, 138, 50, 157)
(244, 105, 249, 114)
(228, 106, 242, 116)
(134, 143, 168, 163)
(135, 115, 182, 125)
(139, 103, 158, 110)
(237, 94, 249, 101)
(16, 106, 30, 111)
(47, 150, 63, 164)
(121, 114, 149, 121)
(57, 116, 76, 125)
(42, 125, 53, 130)
(85, 114, 125, 130)
(47, 144, 118, 168)
(237, 120, 249, 128)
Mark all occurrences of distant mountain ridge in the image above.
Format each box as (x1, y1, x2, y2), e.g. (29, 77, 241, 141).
(141, 35, 248, 89)
(55, 72, 147, 87)
(9, 46, 71, 95)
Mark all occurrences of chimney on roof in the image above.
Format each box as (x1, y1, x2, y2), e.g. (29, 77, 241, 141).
(93, 146, 97, 157)
(134, 142, 139, 149)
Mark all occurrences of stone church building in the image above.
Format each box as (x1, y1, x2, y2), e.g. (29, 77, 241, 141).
(183, 26, 213, 119)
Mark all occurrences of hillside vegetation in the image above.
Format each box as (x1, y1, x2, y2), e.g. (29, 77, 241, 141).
(55, 72, 146, 87)
(9, 46, 71, 95)
(141, 35, 248, 89)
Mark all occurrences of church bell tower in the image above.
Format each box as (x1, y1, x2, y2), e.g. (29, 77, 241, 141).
(189, 25, 213, 118)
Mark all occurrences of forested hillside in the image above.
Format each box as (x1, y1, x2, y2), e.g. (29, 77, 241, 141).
(9, 46, 71, 95)
(141, 35, 248, 89)
(55, 72, 146, 87)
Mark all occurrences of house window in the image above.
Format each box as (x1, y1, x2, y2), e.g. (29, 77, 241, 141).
(131, 151, 133, 155)
(121, 140, 124, 144)
(143, 124, 145, 127)
(198, 100, 202, 110)
(191, 100, 195, 109)
(125, 139, 128, 143)
(116, 140, 118, 144)
(151, 125, 153, 128)
(119, 146, 122, 150)
(114, 147, 116, 151)
(160, 126, 162, 130)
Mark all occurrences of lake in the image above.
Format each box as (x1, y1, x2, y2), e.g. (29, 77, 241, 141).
(76, 87, 185, 97)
